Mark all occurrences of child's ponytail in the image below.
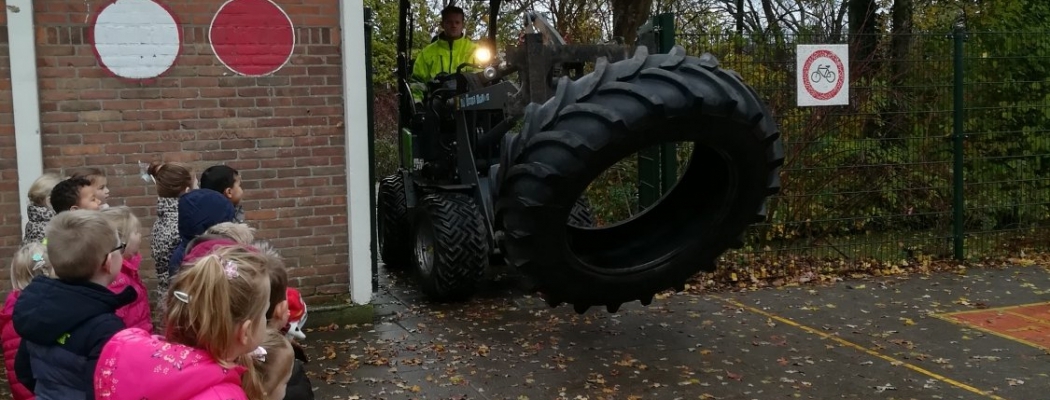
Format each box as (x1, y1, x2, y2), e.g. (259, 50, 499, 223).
(9, 242, 54, 291)
(238, 353, 266, 400)
(149, 161, 194, 198)
(164, 244, 270, 367)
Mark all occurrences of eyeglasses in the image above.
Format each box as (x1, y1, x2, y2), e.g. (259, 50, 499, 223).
(102, 241, 126, 267)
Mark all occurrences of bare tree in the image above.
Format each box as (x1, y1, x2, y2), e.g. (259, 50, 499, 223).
(611, 0, 655, 44)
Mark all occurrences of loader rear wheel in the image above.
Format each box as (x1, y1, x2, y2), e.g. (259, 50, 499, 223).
(413, 192, 489, 302)
(377, 173, 411, 269)
(497, 46, 784, 312)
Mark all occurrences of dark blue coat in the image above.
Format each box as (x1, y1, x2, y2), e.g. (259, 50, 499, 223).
(13, 276, 136, 400)
(168, 189, 236, 276)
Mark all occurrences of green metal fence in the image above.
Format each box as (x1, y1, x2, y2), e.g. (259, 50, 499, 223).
(673, 30, 1050, 267)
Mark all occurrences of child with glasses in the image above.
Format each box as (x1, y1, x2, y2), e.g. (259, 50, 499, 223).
(11, 210, 137, 399)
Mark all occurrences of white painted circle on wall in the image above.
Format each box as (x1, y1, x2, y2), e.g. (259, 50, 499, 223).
(90, 0, 182, 80)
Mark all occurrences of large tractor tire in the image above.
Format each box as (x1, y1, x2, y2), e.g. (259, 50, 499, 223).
(497, 45, 784, 313)
(377, 173, 412, 269)
(412, 192, 489, 302)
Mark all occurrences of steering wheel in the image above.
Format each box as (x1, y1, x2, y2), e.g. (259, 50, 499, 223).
(456, 62, 482, 74)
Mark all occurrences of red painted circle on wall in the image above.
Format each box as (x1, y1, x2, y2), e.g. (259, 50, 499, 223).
(209, 0, 295, 76)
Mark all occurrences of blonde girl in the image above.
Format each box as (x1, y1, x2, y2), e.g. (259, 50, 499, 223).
(248, 329, 296, 400)
(206, 222, 256, 244)
(94, 244, 271, 400)
(23, 172, 63, 244)
(2, 242, 54, 400)
(101, 206, 153, 332)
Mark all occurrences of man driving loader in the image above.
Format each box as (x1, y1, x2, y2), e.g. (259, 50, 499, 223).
(410, 5, 481, 103)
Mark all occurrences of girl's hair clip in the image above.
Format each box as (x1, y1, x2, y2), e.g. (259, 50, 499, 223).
(222, 259, 239, 279)
(31, 253, 44, 262)
(173, 291, 191, 304)
(138, 160, 155, 183)
(250, 346, 267, 362)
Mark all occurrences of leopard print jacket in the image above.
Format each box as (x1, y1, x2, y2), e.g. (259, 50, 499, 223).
(151, 197, 180, 293)
(22, 205, 54, 244)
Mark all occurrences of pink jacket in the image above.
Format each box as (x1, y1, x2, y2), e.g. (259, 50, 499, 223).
(1, 291, 34, 400)
(109, 254, 153, 333)
(95, 328, 248, 400)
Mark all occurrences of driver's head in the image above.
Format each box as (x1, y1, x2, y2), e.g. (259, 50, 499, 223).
(440, 6, 465, 39)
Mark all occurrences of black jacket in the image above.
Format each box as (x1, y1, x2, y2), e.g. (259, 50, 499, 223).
(284, 359, 315, 400)
(13, 276, 136, 400)
(283, 339, 314, 400)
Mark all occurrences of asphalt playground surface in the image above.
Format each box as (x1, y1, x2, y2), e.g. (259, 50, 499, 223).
(302, 264, 1050, 399)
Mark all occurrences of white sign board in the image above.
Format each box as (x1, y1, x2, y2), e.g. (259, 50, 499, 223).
(796, 44, 849, 106)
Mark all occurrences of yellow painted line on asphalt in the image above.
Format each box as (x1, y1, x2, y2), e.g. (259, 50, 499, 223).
(714, 295, 1008, 400)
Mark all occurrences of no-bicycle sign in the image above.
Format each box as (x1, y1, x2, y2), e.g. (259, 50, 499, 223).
(796, 44, 849, 106)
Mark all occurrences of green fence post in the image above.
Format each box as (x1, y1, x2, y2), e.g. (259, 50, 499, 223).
(951, 23, 966, 261)
(655, 13, 678, 195)
(637, 13, 677, 209)
(636, 18, 660, 209)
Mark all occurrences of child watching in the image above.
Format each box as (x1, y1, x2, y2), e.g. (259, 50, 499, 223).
(23, 172, 62, 244)
(249, 329, 304, 400)
(181, 238, 315, 400)
(254, 241, 316, 400)
(1, 242, 55, 400)
(93, 243, 272, 400)
(168, 189, 236, 277)
(200, 165, 245, 223)
(50, 177, 102, 213)
(147, 161, 195, 294)
(101, 206, 153, 332)
(177, 223, 254, 265)
(207, 222, 256, 244)
(12, 210, 136, 398)
(68, 167, 110, 209)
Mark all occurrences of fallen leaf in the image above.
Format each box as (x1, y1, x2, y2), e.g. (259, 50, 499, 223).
(726, 370, 743, 381)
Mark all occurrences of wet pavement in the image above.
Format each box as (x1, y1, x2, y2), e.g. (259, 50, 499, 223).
(301, 264, 1050, 400)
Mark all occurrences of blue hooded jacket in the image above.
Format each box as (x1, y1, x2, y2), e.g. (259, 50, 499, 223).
(13, 276, 136, 400)
(167, 189, 236, 276)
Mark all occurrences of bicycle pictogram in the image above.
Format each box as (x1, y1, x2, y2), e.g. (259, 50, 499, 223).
(810, 64, 837, 84)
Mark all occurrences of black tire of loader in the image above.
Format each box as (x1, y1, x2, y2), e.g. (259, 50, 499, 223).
(377, 173, 411, 268)
(413, 192, 490, 302)
(496, 45, 784, 313)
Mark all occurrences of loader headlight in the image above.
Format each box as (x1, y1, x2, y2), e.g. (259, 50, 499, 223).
(474, 46, 493, 65)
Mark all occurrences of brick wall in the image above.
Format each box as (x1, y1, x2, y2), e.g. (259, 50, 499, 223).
(1, 18, 20, 292)
(0, 0, 351, 305)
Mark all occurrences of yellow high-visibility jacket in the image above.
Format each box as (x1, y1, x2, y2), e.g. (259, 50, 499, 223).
(411, 35, 478, 101)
